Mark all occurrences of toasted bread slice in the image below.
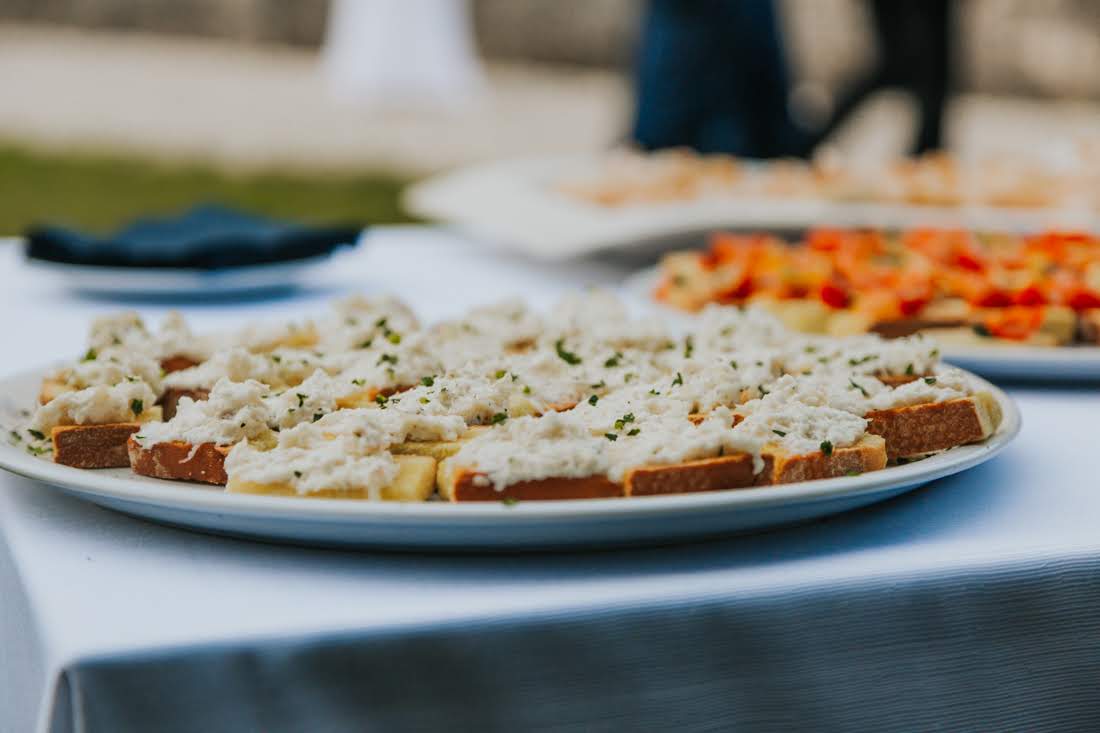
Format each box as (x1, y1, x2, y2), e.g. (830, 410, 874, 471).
(623, 453, 757, 496)
(53, 423, 141, 468)
(226, 455, 436, 501)
(390, 426, 490, 460)
(866, 392, 1002, 460)
(161, 388, 210, 420)
(127, 437, 231, 485)
(50, 406, 164, 468)
(160, 355, 201, 373)
(869, 318, 967, 339)
(437, 460, 623, 502)
(758, 434, 887, 485)
(1079, 309, 1100, 344)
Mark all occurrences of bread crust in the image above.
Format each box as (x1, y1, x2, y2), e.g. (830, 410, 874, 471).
(53, 423, 142, 468)
(439, 462, 623, 502)
(866, 394, 1001, 460)
(759, 435, 888, 485)
(127, 437, 230, 485)
(161, 388, 210, 420)
(624, 453, 757, 496)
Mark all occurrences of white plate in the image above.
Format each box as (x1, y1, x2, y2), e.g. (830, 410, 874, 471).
(405, 155, 1098, 260)
(0, 367, 1019, 551)
(623, 266, 1100, 382)
(26, 253, 341, 297)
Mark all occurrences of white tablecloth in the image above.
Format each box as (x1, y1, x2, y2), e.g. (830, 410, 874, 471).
(2, 228, 1099, 733)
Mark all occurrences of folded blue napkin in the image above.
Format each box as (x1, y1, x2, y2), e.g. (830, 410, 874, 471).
(25, 205, 361, 270)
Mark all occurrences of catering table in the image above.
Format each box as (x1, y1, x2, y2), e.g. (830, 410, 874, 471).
(2, 227, 1099, 733)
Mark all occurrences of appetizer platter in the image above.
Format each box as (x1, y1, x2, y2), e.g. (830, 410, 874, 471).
(0, 292, 1017, 549)
(405, 148, 1100, 259)
(635, 228, 1100, 380)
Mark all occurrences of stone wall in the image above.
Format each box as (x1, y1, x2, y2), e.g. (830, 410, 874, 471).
(2, 0, 1100, 98)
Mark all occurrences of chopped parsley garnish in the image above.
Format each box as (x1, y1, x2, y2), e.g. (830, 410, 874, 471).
(624, 373, 636, 383)
(773, 429, 786, 437)
(27, 429, 46, 441)
(421, 375, 435, 387)
(626, 428, 640, 436)
(494, 369, 507, 380)
(125, 375, 139, 382)
(510, 373, 519, 382)
(522, 385, 532, 395)
(604, 432, 618, 441)
(294, 470, 303, 478)
(648, 389, 660, 396)
(729, 360, 738, 370)
(804, 345, 817, 354)
(374, 394, 389, 407)
(296, 393, 307, 407)
(590, 380, 606, 389)
(924, 376, 937, 385)
(848, 378, 868, 397)
(351, 378, 365, 387)
(683, 336, 694, 358)
(491, 412, 508, 424)
(820, 440, 833, 456)
(671, 372, 683, 387)
(82, 348, 97, 362)
(604, 352, 623, 368)
(271, 354, 283, 363)
(905, 363, 915, 376)
(387, 332, 402, 344)
(848, 354, 876, 366)
(972, 324, 992, 337)
(130, 398, 144, 415)
(9, 430, 21, 442)
(357, 339, 373, 350)
(555, 339, 582, 365)
(588, 395, 599, 406)
(502, 497, 519, 506)
(377, 353, 398, 366)
(312, 413, 323, 422)
(613, 413, 635, 430)
(758, 385, 769, 396)
(845, 469, 862, 477)
(419, 396, 430, 404)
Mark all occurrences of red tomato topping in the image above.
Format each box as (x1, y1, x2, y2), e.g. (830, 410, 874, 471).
(972, 289, 1013, 307)
(819, 282, 850, 309)
(1013, 285, 1047, 306)
(1067, 288, 1100, 311)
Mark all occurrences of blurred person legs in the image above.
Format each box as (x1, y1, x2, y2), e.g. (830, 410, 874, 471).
(632, 0, 804, 158)
(809, 0, 952, 156)
(321, 0, 486, 108)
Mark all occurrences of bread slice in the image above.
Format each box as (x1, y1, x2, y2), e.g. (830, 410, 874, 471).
(757, 434, 887, 485)
(866, 392, 1002, 460)
(623, 453, 757, 496)
(390, 426, 490, 461)
(225, 454, 437, 501)
(160, 355, 201, 373)
(127, 437, 231, 485)
(50, 406, 165, 468)
(437, 460, 623, 502)
(161, 388, 210, 420)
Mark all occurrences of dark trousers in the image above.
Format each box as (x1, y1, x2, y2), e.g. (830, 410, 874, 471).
(632, 0, 803, 158)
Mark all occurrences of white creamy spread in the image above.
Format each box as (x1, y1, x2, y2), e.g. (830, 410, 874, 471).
(734, 403, 868, 456)
(32, 380, 156, 431)
(225, 438, 399, 497)
(605, 407, 765, 479)
(865, 368, 974, 411)
(264, 370, 345, 429)
(49, 348, 164, 396)
(451, 412, 609, 491)
(163, 348, 272, 390)
(134, 378, 272, 447)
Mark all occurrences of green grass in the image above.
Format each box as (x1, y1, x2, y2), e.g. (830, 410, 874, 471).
(0, 144, 416, 234)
